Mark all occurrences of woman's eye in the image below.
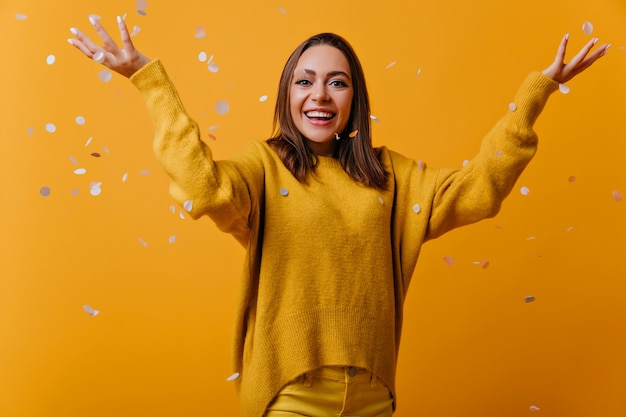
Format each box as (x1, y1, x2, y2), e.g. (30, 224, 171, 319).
(296, 79, 312, 85)
(330, 80, 348, 87)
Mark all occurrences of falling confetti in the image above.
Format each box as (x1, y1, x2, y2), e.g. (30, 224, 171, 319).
(566, 226, 574, 232)
(208, 125, 218, 132)
(138, 237, 148, 247)
(208, 62, 219, 73)
(530, 405, 541, 411)
(15, 13, 28, 20)
(215, 100, 230, 115)
(102, 146, 110, 154)
(416, 68, 422, 77)
(27, 127, 34, 135)
(75, 116, 86, 125)
(46, 55, 56, 65)
(226, 372, 240, 381)
(85, 136, 93, 146)
(168, 235, 177, 244)
(179, 211, 186, 220)
(40, 186, 51, 197)
(74, 168, 87, 175)
(122, 173, 129, 182)
(83, 305, 100, 317)
(45, 123, 56, 133)
(259, 95, 268, 102)
(195, 26, 206, 39)
(99, 69, 113, 82)
(612, 190, 622, 202)
(480, 259, 490, 269)
(582, 21, 594, 36)
(443, 256, 454, 266)
(183, 200, 193, 212)
(89, 182, 102, 196)
(370, 115, 380, 123)
(139, 170, 151, 175)
(91, 152, 101, 157)
(69, 156, 78, 165)
(508, 102, 517, 112)
(130, 26, 141, 36)
(280, 188, 289, 196)
(568, 175, 577, 183)
(412, 204, 421, 214)
(559, 84, 570, 94)
(520, 186, 530, 196)
(278, 6, 287, 14)
(137, 9, 147, 16)
(385, 61, 396, 69)
(208, 134, 217, 141)
(524, 295, 536, 303)
(71, 188, 80, 196)
(198, 51, 208, 62)
(378, 196, 385, 205)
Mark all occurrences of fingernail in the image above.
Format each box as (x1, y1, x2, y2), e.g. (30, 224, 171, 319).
(67, 39, 74, 45)
(117, 15, 123, 24)
(565, 33, 570, 40)
(606, 44, 612, 50)
(70, 27, 78, 35)
(593, 37, 599, 45)
(89, 16, 97, 26)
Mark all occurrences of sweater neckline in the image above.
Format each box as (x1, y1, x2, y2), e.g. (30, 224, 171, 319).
(316, 155, 342, 168)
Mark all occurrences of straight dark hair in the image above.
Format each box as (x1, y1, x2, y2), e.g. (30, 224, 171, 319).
(267, 33, 388, 189)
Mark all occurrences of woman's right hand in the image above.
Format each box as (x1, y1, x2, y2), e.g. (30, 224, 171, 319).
(68, 16, 151, 78)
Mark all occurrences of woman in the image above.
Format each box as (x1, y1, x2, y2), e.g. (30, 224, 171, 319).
(69, 16, 609, 417)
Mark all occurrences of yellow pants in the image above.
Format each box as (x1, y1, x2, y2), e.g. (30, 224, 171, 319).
(264, 366, 394, 417)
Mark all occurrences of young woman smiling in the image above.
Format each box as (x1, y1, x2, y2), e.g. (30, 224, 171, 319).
(69, 17, 609, 417)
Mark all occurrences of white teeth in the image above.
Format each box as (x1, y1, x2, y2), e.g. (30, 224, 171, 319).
(306, 111, 334, 118)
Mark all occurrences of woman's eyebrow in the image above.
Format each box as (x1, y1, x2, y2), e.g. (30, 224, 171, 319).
(300, 68, 351, 79)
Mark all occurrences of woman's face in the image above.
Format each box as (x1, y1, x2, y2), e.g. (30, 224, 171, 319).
(289, 45, 354, 156)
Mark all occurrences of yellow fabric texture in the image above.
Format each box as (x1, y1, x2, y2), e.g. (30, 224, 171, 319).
(130, 59, 558, 417)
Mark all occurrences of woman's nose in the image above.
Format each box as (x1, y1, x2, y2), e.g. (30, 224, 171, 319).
(313, 85, 329, 102)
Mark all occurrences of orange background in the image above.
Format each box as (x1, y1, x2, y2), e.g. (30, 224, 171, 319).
(2, 0, 625, 416)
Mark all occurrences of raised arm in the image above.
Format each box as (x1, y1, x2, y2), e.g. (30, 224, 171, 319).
(68, 16, 150, 77)
(542, 33, 610, 83)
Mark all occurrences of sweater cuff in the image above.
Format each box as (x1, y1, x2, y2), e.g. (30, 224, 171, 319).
(129, 59, 167, 91)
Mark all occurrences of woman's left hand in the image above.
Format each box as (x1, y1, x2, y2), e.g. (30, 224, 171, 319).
(542, 34, 610, 84)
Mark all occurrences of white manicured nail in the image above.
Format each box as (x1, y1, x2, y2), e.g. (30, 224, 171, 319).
(89, 16, 97, 26)
(70, 27, 78, 35)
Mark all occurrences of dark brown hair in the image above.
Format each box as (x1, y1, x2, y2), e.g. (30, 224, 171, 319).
(267, 33, 388, 189)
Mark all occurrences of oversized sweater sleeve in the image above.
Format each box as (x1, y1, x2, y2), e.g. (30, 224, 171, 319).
(130, 60, 265, 246)
(426, 71, 559, 239)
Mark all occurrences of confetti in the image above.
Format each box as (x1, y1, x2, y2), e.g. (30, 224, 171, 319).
(168, 235, 177, 244)
(412, 204, 421, 214)
(524, 295, 536, 303)
(208, 125, 219, 131)
(349, 130, 358, 138)
(259, 95, 268, 102)
(89, 182, 102, 196)
(370, 115, 380, 123)
(612, 190, 622, 202)
(137, 9, 147, 16)
(226, 372, 240, 381)
(385, 61, 396, 69)
(416, 68, 422, 77)
(91, 152, 101, 157)
(208, 134, 217, 141)
(559, 84, 570, 94)
(83, 305, 100, 317)
(45, 123, 56, 133)
(40, 186, 51, 197)
(568, 175, 577, 183)
(280, 188, 289, 196)
(508, 102, 517, 112)
(198, 51, 208, 62)
(131, 26, 141, 36)
(520, 186, 530, 195)
(378, 196, 385, 205)
(71, 188, 80, 196)
(215, 100, 230, 115)
(582, 21, 594, 36)
(93, 51, 105, 63)
(207, 54, 214, 65)
(85, 136, 93, 146)
(99, 69, 113, 82)
(69, 156, 78, 165)
(278, 6, 287, 14)
(138, 237, 148, 247)
(139, 170, 151, 176)
(27, 127, 34, 135)
(15, 13, 28, 20)
(170, 205, 176, 214)
(46, 55, 56, 65)
(74, 168, 87, 175)
(443, 256, 454, 266)
(480, 259, 490, 269)
(183, 200, 193, 212)
(122, 173, 129, 182)
(195, 26, 206, 39)
(208, 62, 219, 73)
(102, 146, 110, 154)
(179, 211, 186, 220)
(462, 160, 469, 167)
(75, 116, 86, 125)
(530, 405, 541, 411)
(566, 226, 574, 232)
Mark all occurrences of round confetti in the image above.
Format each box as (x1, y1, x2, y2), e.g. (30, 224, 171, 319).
(136, 0, 148, 9)
(215, 100, 230, 115)
(168, 235, 177, 244)
(75, 116, 86, 125)
(582, 21, 594, 36)
(559, 83, 570, 94)
(412, 204, 421, 214)
(278, 6, 287, 14)
(480, 259, 490, 269)
(90, 182, 102, 196)
(520, 186, 530, 195)
(198, 51, 208, 62)
(99, 69, 113, 82)
(524, 295, 536, 303)
(195, 26, 207, 39)
(508, 102, 517, 112)
(140, 170, 151, 176)
(208, 62, 219, 73)
(46, 55, 56, 65)
(259, 95, 268, 102)
(226, 372, 240, 381)
(443, 256, 454, 266)
(131, 26, 141, 37)
(280, 188, 289, 196)
(137, 9, 147, 16)
(183, 200, 193, 212)
(102, 146, 110, 154)
(71, 188, 80, 196)
(568, 175, 577, 183)
(612, 190, 622, 202)
(83, 305, 100, 317)
(27, 127, 34, 135)
(15, 14, 27, 20)
(45, 123, 56, 133)
(40, 186, 51, 197)
(122, 173, 129, 182)
(93, 51, 105, 64)
(74, 168, 87, 175)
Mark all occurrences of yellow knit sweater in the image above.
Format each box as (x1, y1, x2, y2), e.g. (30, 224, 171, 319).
(131, 60, 558, 417)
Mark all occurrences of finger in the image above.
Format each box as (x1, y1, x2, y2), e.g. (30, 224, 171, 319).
(572, 43, 610, 74)
(68, 27, 99, 58)
(567, 37, 599, 67)
(553, 33, 569, 64)
(116, 16, 136, 52)
(89, 16, 119, 52)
